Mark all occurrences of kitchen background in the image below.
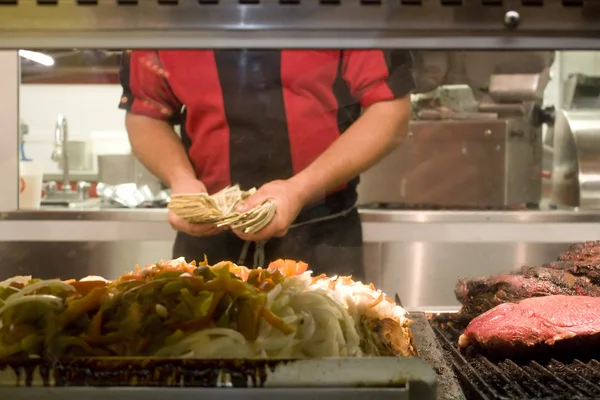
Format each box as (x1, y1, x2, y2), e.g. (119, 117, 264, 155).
(21, 84, 128, 176)
(22, 50, 599, 180)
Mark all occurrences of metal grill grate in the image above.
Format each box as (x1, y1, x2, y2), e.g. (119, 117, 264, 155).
(431, 318, 600, 399)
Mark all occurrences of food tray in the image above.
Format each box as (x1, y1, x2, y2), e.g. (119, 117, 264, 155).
(0, 387, 416, 400)
(0, 357, 436, 400)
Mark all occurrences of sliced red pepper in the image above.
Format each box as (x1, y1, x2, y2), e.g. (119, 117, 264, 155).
(59, 286, 106, 327)
(262, 308, 295, 335)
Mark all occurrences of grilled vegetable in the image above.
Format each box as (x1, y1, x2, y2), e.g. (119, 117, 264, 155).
(0, 257, 414, 360)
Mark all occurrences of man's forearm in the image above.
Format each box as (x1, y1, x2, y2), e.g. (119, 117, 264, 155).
(125, 113, 197, 188)
(289, 96, 411, 204)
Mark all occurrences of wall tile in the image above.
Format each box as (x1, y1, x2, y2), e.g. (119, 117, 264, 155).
(20, 84, 127, 174)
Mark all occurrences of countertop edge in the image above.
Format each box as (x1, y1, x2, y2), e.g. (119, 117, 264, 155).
(1, 208, 600, 223)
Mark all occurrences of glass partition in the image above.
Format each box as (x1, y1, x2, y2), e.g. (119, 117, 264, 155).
(4, 2, 600, 396)
(18, 49, 600, 211)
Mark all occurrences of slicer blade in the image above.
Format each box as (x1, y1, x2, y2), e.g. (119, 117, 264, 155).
(394, 293, 404, 308)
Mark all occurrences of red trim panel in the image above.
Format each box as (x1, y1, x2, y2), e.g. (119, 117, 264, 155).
(342, 50, 413, 107)
(160, 51, 231, 194)
(281, 51, 341, 177)
(120, 50, 182, 121)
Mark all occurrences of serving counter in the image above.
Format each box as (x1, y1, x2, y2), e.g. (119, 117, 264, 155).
(0, 208, 579, 310)
(0, 208, 598, 243)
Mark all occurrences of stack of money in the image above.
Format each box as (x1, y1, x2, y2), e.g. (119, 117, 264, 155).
(168, 185, 276, 234)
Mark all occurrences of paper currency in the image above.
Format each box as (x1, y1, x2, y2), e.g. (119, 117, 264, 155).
(168, 185, 276, 233)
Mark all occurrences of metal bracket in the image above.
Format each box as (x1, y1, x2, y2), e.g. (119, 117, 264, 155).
(0, 51, 19, 212)
(0, 2, 599, 48)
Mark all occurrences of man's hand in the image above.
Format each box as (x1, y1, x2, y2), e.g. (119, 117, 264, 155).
(233, 180, 306, 242)
(169, 179, 226, 237)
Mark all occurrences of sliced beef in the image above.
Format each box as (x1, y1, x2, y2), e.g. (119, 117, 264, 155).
(558, 241, 600, 263)
(458, 295, 600, 360)
(455, 265, 600, 322)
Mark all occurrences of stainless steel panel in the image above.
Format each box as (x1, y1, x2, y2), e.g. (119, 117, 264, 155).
(98, 154, 162, 194)
(371, 241, 568, 309)
(488, 72, 549, 103)
(363, 242, 382, 285)
(552, 109, 600, 208)
(98, 154, 135, 184)
(2, 210, 600, 243)
(360, 220, 600, 243)
(0, 241, 173, 281)
(65, 141, 93, 172)
(0, 239, 570, 309)
(0, 2, 600, 48)
(359, 120, 506, 206)
(505, 117, 543, 205)
(9, 208, 600, 223)
(358, 119, 541, 207)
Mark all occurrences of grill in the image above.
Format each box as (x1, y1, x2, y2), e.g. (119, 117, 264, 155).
(0, 314, 444, 400)
(430, 315, 600, 400)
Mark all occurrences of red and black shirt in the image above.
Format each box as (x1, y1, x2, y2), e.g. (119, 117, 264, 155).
(119, 50, 414, 213)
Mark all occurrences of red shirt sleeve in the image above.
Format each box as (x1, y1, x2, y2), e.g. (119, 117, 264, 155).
(341, 50, 415, 108)
(118, 50, 182, 121)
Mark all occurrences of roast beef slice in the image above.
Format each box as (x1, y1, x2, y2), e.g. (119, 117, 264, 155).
(455, 265, 600, 322)
(458, 295, 600, 359)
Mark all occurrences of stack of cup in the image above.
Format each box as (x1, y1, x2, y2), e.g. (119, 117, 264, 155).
(19, 161, 43, 210)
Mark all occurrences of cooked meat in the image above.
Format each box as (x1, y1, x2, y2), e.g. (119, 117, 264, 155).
(558, 241, 600, 263)
(541, 260, 600, 285)
(458, 295, 600, 359)
(455, 265, 600, 322)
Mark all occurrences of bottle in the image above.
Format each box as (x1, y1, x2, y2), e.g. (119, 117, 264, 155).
(20, 119, 32, 162)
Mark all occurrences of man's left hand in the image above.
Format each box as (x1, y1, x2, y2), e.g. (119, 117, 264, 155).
(233, 180, 306, 242)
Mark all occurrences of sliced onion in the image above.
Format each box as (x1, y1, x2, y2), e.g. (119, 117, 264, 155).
(8, 280, 75, 301)
(0, 294, 63, 316)
(80, 275, 108, 283)
(0, 276, 31, 289)
(154, 328, 252, 358)
(266, 284, 282, 307)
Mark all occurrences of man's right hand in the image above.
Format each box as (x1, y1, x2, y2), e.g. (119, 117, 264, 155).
(168, 179, 226, 237)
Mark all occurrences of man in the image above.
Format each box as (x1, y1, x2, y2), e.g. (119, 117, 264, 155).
(119, 49, 413, 280)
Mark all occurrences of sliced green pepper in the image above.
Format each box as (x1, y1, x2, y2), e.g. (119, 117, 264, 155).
(230, 294, 267, 341)
(194, 266, 216, 281)
(161, 280, 188, 296)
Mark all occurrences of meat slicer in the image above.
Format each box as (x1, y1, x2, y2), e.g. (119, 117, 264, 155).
(357, 51, 556, 209)
(551, 74, 600, 209)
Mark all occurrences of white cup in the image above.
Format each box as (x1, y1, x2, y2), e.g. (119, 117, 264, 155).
(19, 161, 43, 210)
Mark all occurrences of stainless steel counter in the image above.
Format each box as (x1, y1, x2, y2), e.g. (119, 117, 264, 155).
(0, 208, 586, 309)
(1, 208, 599, 242)
(7, 207, 598, 223)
